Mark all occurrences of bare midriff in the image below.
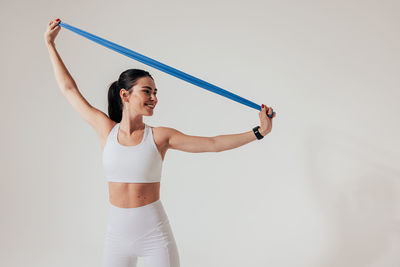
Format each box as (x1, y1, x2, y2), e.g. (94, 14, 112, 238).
(108, 181, 161, 208)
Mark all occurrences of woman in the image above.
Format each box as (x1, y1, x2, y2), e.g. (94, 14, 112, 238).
(44, 18, 276, 267)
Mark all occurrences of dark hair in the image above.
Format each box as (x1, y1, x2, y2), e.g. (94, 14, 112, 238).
(107, 69, 153, 122)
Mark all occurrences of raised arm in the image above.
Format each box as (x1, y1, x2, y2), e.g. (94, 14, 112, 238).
(45, 19, 77, 90)
(44, 18, 113, 140)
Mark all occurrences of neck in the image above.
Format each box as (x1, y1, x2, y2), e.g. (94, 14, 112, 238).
(119, 113, 145, 134)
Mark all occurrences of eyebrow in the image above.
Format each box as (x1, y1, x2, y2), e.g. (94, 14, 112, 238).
(142, 86, 157, 91)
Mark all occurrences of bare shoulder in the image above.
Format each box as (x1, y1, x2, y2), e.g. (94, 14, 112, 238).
(148, 126, 178, 159)
(102, 119, 118, 138)
(150, 126, 195, 150)
(148, 126, 174, 145)
(97, 118, 117, 150)
(149, 126, 184, 141)
(151, 125, 177, 135)
(148, 125, 188, 148)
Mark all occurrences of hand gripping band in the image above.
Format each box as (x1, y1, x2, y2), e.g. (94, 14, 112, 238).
(58, 21, 274, 118)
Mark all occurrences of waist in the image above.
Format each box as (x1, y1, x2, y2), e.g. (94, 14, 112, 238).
(107, 176, 161, 183)
(108, 181, 160, 208)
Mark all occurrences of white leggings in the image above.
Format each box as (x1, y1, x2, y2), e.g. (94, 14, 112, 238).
(102, 199, 180, 267)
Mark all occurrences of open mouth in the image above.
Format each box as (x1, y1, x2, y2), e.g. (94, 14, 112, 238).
(145, 104, 155, 109)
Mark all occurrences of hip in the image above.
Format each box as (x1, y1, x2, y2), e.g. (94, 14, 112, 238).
(105, 199, 170, 242)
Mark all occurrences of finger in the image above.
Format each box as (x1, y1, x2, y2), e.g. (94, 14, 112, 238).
(262, 105, 268, 117)
(53, 20, 60, 28)
(265, 107, 272, 116)
(262, 104, 269, 113)
(268, 108, 275, 118)
(49, 19, 60, 29)
(49, 20, 56, 29)
(261, 104, 272, 118)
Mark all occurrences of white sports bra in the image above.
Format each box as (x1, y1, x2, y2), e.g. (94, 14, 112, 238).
(102, 123, 163, 183)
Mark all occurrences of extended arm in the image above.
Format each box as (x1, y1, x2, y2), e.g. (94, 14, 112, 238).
(165, 105, 274, 153)
(165, 127, 267, 153)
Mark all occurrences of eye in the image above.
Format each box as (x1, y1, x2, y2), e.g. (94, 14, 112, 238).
(143, 89, 157, 96)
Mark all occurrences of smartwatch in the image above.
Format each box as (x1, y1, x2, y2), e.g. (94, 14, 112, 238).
(252, 126, 264, 140)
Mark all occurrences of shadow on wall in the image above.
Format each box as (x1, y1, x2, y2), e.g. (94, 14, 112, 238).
(306, 123, 400, 267)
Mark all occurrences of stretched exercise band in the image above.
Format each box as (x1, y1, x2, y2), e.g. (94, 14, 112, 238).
(58, 20, 274, 118)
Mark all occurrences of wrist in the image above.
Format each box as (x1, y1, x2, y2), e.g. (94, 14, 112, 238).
(46, 40, 55, 47)
(260, 129, 268, 137)
(252, 126, 265, 140)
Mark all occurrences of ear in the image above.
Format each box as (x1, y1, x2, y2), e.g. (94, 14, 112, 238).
(120, 88, 129, 101)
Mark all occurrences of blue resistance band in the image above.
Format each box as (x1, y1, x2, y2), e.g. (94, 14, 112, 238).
(58, 21, 274, 118)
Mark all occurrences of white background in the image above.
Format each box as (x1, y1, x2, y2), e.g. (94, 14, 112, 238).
(0, 0, 399, 266)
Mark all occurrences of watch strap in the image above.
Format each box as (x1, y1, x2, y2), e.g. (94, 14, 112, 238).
(252, 126, 264, 140)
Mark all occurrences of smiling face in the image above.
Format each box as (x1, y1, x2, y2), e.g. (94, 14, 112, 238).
(120, 76, 158, 116)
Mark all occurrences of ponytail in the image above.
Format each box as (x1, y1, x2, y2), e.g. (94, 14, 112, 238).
(107, 80, 123, 123)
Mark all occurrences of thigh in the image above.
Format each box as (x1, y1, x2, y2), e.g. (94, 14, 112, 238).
(102, 226, 137, 267)
(102, 226, 138, 267)
(102, 252, 137, 267)
(141, 220, 180, 267)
